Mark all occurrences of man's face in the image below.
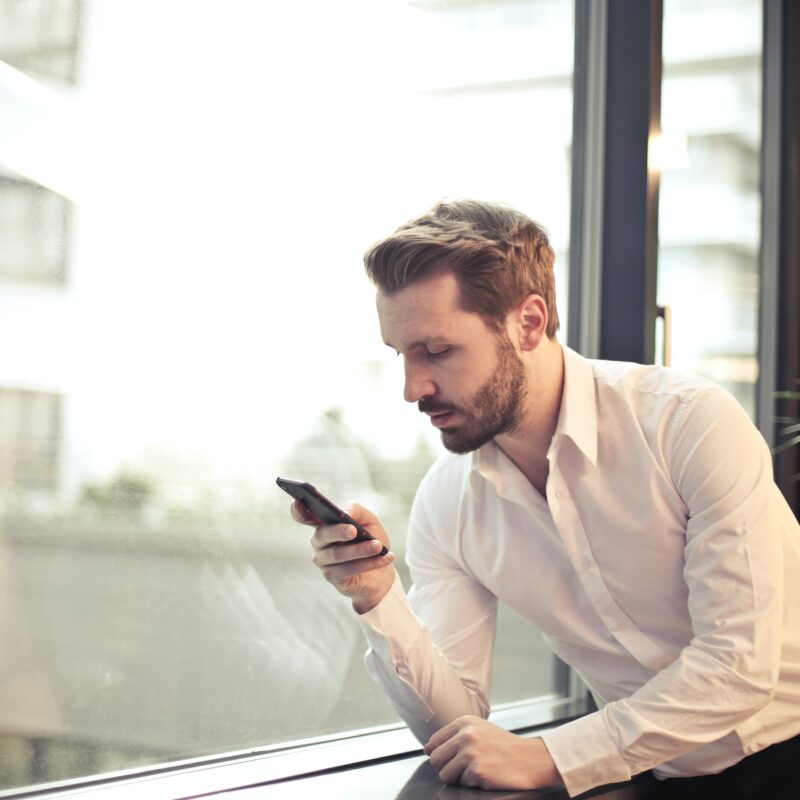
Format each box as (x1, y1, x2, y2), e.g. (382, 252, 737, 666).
(377, 271, 528, 454)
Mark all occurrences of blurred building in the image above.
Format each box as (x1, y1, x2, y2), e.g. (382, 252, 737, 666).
(0, 0, 81, 511)
(658, 0, 763, 415)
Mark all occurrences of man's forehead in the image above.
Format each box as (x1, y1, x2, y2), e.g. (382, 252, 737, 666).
(376, 271, 460, 309)
(375, 275, 486, 349)
(377, 274, 458, 322)
(377, 296, 458, 347)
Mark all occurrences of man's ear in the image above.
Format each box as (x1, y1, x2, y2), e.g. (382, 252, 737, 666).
(515, 294, 548, 351)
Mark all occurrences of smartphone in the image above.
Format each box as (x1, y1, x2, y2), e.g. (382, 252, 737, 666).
(276, 477, 389, 556)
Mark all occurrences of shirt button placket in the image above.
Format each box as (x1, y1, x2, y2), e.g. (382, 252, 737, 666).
(550, 481, 594, 581)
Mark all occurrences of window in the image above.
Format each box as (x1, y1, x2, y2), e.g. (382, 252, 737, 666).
(0, 387, 62, 495)
(657, 0, 763, 417)
(0, 0, 82, 85)
(0, 174, 71, 285)
(0, 0, 576, 793)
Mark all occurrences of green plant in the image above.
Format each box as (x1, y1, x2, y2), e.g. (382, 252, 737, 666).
(81, 472, 154, 513)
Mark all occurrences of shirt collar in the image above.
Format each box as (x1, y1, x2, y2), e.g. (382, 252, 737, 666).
(471, 437, 497, 491)
(469, 342, 598, 489)
(555, 344, 598, 466)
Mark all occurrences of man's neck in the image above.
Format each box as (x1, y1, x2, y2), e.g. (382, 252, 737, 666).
(494, 340, 565, 497)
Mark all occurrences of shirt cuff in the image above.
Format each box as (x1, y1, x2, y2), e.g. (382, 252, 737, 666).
(539, 710, 631, 797)
(356, 573, 424, 664)
(355, 574, 436, 732)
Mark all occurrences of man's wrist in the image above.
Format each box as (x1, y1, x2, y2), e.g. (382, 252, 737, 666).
(531, 737, 564, 786)
(352, 596, 381, 615)
(351, 580, 393, 615)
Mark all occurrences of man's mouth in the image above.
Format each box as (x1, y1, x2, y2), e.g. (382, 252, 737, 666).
(427, 410, 455, 428)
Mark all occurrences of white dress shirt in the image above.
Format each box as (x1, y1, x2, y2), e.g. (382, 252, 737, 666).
(356, 345, 800, 797)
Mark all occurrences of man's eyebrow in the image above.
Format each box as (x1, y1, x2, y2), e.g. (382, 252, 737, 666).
(383, 337, 450, 354)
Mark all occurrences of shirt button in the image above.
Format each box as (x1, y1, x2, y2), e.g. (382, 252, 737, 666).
(576, 558, 591, 571)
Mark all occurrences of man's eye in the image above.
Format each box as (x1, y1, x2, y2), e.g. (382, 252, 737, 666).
(427, 348, 451, 359)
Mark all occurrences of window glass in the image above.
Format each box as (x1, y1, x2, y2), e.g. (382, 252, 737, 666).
(657, 0, 762, 416)
(0, 0, 574, 790)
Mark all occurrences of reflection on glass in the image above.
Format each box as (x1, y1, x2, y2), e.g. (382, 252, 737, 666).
(0, 0, 574, 790)
(657, 0, 762, 416)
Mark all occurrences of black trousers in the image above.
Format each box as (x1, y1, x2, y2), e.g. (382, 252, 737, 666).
(640, 734, 800, 799)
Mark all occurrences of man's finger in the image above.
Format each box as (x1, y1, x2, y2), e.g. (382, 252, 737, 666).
(320, 552, 395, 584)
(424, 716, 471, 755)
(289, 499, 321, 526)
(313, 538, 385, 566)
(437, 750, 470, 786)
(340, 501, 378, 527)
(309, 522, 360, 550)
(427, 733, 462, 773)
(429, 736, 474, 786)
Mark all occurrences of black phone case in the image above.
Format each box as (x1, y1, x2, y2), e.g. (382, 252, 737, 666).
(276, 478, 389, 556)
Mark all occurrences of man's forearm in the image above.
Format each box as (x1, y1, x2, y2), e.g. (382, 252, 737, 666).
(356, 575, 492, 743)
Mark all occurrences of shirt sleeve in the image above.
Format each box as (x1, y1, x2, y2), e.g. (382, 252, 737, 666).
(542, 388, 786, 796)
(356, 468, 498, 745)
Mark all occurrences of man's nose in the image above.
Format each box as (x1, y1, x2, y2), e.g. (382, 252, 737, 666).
(403, 361, 436, 404)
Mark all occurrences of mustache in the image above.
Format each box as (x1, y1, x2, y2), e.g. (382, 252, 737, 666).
(418, 398, 457, 415)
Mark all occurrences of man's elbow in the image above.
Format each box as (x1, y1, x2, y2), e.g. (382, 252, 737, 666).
(727, 659, 779, 717)
(693, 639, 780, 717)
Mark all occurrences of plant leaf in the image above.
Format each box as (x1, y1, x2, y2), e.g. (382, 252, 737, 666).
(773, 434, 800, 455)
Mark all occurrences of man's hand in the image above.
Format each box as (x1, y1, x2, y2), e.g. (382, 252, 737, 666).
(290, 500, 395, 614)
(424, 716, 563, 791)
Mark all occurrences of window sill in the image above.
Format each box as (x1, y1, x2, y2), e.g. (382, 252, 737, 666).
(3, 695, 593, 800)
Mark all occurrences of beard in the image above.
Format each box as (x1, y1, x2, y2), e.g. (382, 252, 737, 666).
(418, 332, 528, 454)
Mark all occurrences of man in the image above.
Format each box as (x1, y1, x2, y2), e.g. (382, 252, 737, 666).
(290, 200, 800, 798)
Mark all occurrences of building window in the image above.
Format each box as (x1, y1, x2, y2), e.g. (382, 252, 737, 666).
(0, 387, 61, 496)
(0, 0, 83, 84)
(0, 174, 71, 285)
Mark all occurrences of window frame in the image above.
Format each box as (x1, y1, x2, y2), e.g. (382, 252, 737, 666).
(0, 691, 592, 800)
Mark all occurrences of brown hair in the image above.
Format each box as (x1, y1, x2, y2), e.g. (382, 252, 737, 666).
(364, 199, 559, 338)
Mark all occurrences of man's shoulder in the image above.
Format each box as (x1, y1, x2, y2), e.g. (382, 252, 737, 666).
(578, 353, 746, 452)
(418, 450, 472, 495)
(412, 450, 477, 517)
(408, 451, 472, 541)
(586, 355, 720, 406)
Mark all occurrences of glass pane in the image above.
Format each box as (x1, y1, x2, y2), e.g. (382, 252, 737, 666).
(0, 0, 574, 790)
(657, 0, 762, 417)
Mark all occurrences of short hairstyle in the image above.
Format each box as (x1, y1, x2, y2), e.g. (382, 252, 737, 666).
(363, 199, 559, 338)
